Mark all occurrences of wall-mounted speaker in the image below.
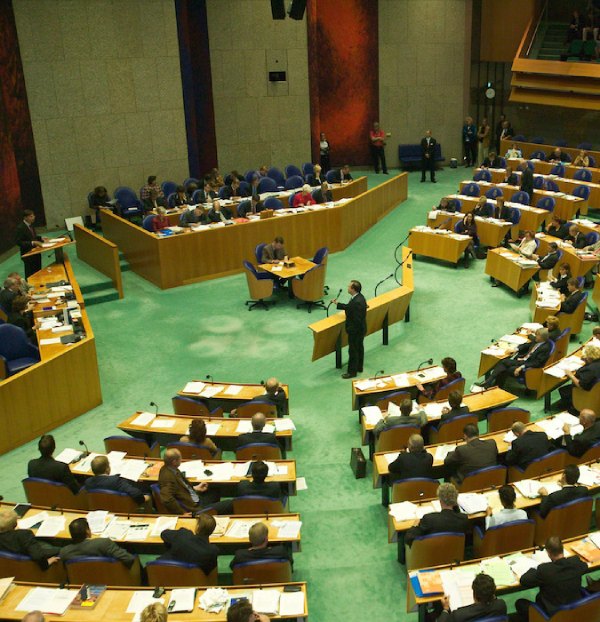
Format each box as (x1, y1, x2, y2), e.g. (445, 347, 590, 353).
(271, 0, 286, 19)
(288, 0, 306, 20)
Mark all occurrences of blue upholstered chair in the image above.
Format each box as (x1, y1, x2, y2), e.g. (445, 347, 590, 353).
(142, 215, 156, 231)
(474, 169, 491, 182)
(511, 190, 530, 205)
(285, 164, 303, 178)
(0, 325, 40, 379)
(574, 168, 592, 182)
(257, 177, 277, 193)
(462, 182, 480, 197)
(264, 197, 283, 210)
(536, 196, 556, 212)
(161, 181, 177, 198)
(284, 175, 304, 190)
(267, 167, 285, 187)
(113, 186, 143, 218)
(485, 187, 503, 200)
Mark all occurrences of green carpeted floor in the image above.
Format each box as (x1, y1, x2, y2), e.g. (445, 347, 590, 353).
(1, 167, 597, 620)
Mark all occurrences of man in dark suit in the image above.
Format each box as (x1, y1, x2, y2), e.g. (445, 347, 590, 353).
(481, 151, 503, 168)
(238, 196, 265, 218)
(421, 129, 437, 183)
(15, 210, 45, 278)
(334, 165, 353, 183)
(439, 390, 470, 423)
(444, 424, 498, 484)
(520, 163, 534, 198)
(312, 181, 333, 204)
(538, 464, 589, 518)
(373, 399, 427, 440)
(261, 237, 286, 264)
(27, 435, 81, 495)
(505, 421, 552, 470)
(561, 409, 600, 457)
(230, 521, 293, 570)
(0, 278, 21, 313)
(248, 377, 287, 418)
(60, 517, 135, 567)
(334, 280, 367, 379)
(560, 278, 585, 314)
(236, 460, 282, 499)
(0, 509, 59, 569)
(477, 328, 553, 390)
(437, 573, 507, 621)
(558, 346, 600, 411)
(490, 197, 511, 221)
(82, 455, 149, 507)
(515, 536, 587, 621)
(405, 483, 469, 545)
(532, 242, 560, 282)
(206, 199, 233, 223)
(388, 434, 434, 479)
(158, 513, 219, 575)
(237, 412, 277, 449)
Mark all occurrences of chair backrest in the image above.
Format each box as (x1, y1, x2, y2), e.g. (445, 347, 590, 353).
(65, 556, 141, 586)
(566, 440, 600, 466)
(534, 176, 545, 189)
(573, 168, 592, 182)
(587, 232, 599, 245)
(284, 175, 304, 190)
(511, 191, 530, 205)
(485, 187, 503, 200)
(291, 264, 327, 303)
(588, 155, 596, 167)
(22, 477, 87, 510)
(557, 291, 588, 336)
(530, 150, 546, 159)
(508, 207, 521, 225)
(550, 164, 565, 176)
(167, 193, 178, 208)
(431, 377, 465, 402)
(218, 186, 229, 199)
(264, 197, 283, 210)
(574, 184, 591, 200)
(243, 262, 274, 302)
(86, 488, 140, 513)
(244, 170, 258, 183)
(512, 134, 526, 141)
(528, 591, 600, 622)
(302, 162, 314, 177)
(232, 495, 287, 515)
(531, 137, 545, 144)
(525, 160, 535, 170)
(257, 177, 277, 193)
(325, 170, 337, 183)
(232, 559, 292, 584)
(103, 436, 160, 458)
(0, 551, 67, 584)
(266, 167, 285, 185)
(166, 442, 215, 460)
(573, 377, 600, 415)
(463, 182, 480, 197)
(577, 142, 593, 150)
(255, 242, 267, 264)
(142, 215, 156, 231)
(373, 391, 411, 410)
(288, 192, 299, 207)
(487, 407, 530, 433)
(507, 449, 567, 482)
(474, 169, 491, 182)
(146, 560, 217, 587)
(234, 401, 277, 418)
(171, 395, 211, 416)
(183, 177, 199, 188)
(161, 181, 177, 198)
(430, 413, 479, 444)
(555, 140, 568, 148)
(235, 443, 282, 460)
(405, 532, 465, 571)
(151, 483, 173, 514)
(312, 247, 328, 265)
(0, 324, 40, 362)
(474, 519, 535, 558)
(552, 328, 571, 361)
(391, 478, 439, 503)
(285, 164, 303, 178)
(113, 186, 140, 209)
(536, 196, 555, 211)
(546, 180, 560, 192)
(534, 496, 594, 546)
(459, 465, 507, 492)
(376, 425, 421, 453)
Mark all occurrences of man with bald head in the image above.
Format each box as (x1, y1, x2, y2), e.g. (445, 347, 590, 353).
(505, 421, 552, 470)
(21, 612, 45, 622)
(230, 521, 293, 569)
(0, 509, 59, 569)
(562, 409, 600, 458)
(388, 434, 434, 479)
(237, 412, 277, 448)
(251, 377, 288, 417)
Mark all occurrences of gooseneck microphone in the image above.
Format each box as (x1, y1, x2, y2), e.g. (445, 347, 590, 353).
(417, 358, 434, 370)
(150, 401, 159, 414)
(206, 374, 214, 384)
(326, 288, 343, 317)
(78, 440, 90, 457)
(373, 369, 385, 380)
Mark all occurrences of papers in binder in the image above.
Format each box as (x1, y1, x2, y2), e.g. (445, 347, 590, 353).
(457, 493, 488, 515)
(480, 557, 514, 586)
(15, 587, 78, 615)
(434, 444, 456, 462)
(151, 516, 178, 537)
(440, 568, 476, 610)
(279, 591, 305, 616)
(126, 523, 150, 541)
(274, 418, 296, 431)
(131, 411, 155, 426)
(183, 381, 204, 394)
(252, 589, 280, 615)
(224, 385, 243, 395)
(18, 511, 49, 530)
(205, 422, 221, 436)
(361, 405, 383, 425)
(54, 448, 83, 464)
(168, 588, 196, 613)
(506, 552, 538, 578)
(150, 418, 176, 428)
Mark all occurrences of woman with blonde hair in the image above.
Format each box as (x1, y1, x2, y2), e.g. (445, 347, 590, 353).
(140, 602, 167, 622)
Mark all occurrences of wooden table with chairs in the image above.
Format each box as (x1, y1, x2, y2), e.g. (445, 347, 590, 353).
(408, 227, 471, 267)
(426, 212, 512, 248)
(485, 247, 540, 294)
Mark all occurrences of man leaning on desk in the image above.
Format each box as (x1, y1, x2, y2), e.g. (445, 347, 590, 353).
(261, 237, 286, 263)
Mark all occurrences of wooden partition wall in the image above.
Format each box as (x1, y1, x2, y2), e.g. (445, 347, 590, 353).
(102, 173, 408, 290)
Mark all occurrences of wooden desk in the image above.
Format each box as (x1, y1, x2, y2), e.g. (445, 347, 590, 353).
(535, 233, 599, 278)
(426, 212, 512, 248)
(102, 174, 406, 289)
(485, 247, 539, 293)
(408, 228, 471, 266)
(501, 139, 600, 168)
(477, 325, 538, 378)
(529, 281, 561, 326)
(259, 257, 316, 279)
(22, 238, 74, 265)
(508, 157, 600, 185)
(0, 582, 308, 621)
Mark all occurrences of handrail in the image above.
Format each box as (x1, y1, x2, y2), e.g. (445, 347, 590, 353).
(515, 0, 548, 60)
(525, 0, 548, 57)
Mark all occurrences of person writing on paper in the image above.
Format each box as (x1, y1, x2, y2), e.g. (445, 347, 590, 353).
(27, 434, 81, 495)
(437, 573, 507, 621)
(227, 601, 270, 622)
(0, 509, 60, 570)
(558, 346, 600, 411)
(230, 521, 293, 570)
(563, 225, 587, 249)
(444, 424, 498, 485)
(388, 434, 433, 480)
(373, 399, 427, 440)
(515, 536, 587, 621)
(140, 603, 168, 622)
(60, 517, 135, 567)
(439, 390, 470, 423)
(312, 181, 333, 204)
(332, 280, 367, 379)
(179, 205, 206, 227)
(505, 421, 552, 470)
(484, 485, 527, 529)
(261, 237, 286, 264)
(82, 455, 150, 508)
(206, 199, 233, 223)
(158, 513, 219, 575)
(549, 263, 571, 296)
(538, 464, 589, 518)
(238, 196, 264, 218)
(509, 230, 537, 257)
(292, 185, 316, 207)
(561, 409, 600, 457)
(179, 419, 220, 458)
(236, 412, 278, 448)
(417, 357, 462, 401)
(171, 185, 190, 207)
(236, 460, 282, 499)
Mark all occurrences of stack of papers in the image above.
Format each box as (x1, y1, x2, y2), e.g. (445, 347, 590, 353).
(272, 520, 302, 539)
(457, 493, 488, 515)
(545, 356, 585, 379)
(577, 465, 600, 487)
(252, 589, 281, 615)
(150, 418, 176, 429)
(480, 557, 515, 586)
(434, 444, 456, 462)
(179, 459, 206, 479)
(505, 552, 538, 578)
(117, 459, 149, 482)
(168, 588, 196, 613)
(127, 591, 164, 619)
(104, 521, 130, 540)
(514, 479, 561, 498)
(411, 366, 446, 383)
(151, 516, 178, 536)
(16, 587, 78, 615)
(131, 411, 156, 426)
(200, 385, 224, 398)
(503, 430, 517, 443)
(205, 422, 221, 435)
(18, 511, 49, 530)
(126, 523, 150, 541)
(54, 448, 83, 464)
(224, 385, 243, 395)
(536, 412, 582, 438)
(273, 418, 296, 432)
(361, 405, 383, 425)
(278, 591, 305, 616)
(36, 515, 66, 537)
(384, 452, 400, 465)
(212, 516, 230, 537)
(226, 520, 259, 539)
(440, 567, 478, 610)
(87, 510, 112, 534)
(183, 381, 205, 394)
(391, 373, 411, 387)
(236, 420, 253, 433)
(388, 501, 420, 522)
(498, 334, 529, 345)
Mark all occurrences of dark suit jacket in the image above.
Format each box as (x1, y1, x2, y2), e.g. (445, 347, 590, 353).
(261, 243, 285, 263)
(206, 206, 232, 223)
(310, 176, 324, 187)
(15, 221, 41, 256)
(505, 430, 551, 469)
(550, 274, 569, 296)
(220, 185, 248, 200)
(547, 223, 570, 239)
(251, 389, 287, 417)
(564, 420, 600, 457)
(0, 529, 59, 569)
(539, 485, 589, 518)
(0, 288, 17, 313)
(506, 173, 519, 185)
(336, 169, 353, 182)
(159, 528, 219, 574)
(574, 361, 600, 392)
(421, 136, 437, 158)
(405, 508, 469, 545)
(521, 167, 534, 195)
(27, 456, 81, 495)
(236, 480, 281, 499)
(230, 544, 292, 570)
(518, 340, 553, 370)
(560, 290, 584, 314)
(444, 438, 498, 483)
(436, 598, 507, 622)
(336, 293, 367, 336)
(388, 450, 434, 479)
(237, 430, 278, 449)
(60, 537, 135, 567)
(490, 205, 511, 220)
(440, 405, 470, 423)
(538, 251, 560, 270)
(83, 474, 146, 504)
(158, 465, 197, 514)
(312, 188, 332, 204)
(482, 156, 503, 168)
(520, 556, 588, 614)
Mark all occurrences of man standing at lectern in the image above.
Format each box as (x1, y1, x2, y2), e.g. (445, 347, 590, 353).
(333, 280, 367, 379)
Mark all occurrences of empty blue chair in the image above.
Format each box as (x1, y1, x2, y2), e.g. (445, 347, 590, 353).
(325, 170, 338, 184)
(589, 155, 596, 167)
(512, 190, 530, 205)
(0, 325, 40, 378)
(255, 243, 267, 264)
(312, 247, 328, 265)
(257, 177, 277, 194)
(167, 193, 179, 208)
(546, 179, 560, 192)
(525, 160, 535, 170)
(191, 189, 205, 203)
(113, 186, 143, 218)
(550, 164, 565, 176)
(530, 136, 545, 144)
(573, 185, 591, 201)
(264, 197, 283, 210)
(485, 187, 503, 200)
(183, 177, 199, 188)
(555, 139, 568, 147)
(239, 180, 250, 195)
(302, 162, 314, 177)
(161, 181, 177, 198)
(530, 150, 546, 160)
(284, 175, 303, 190)
(587, 232, 599, 246)
(311, 189, 320, 202)
(452, 198, 462, 210)
(305, 174, 315, 185)
(561, 152, 572, 163)
(574, 168, 592, 182)
(474, 169, 491, 182)
(510, 208, 521, 226)
(462, 182, 480, 197)
(142, 215, 156, 232)
(512, 134, 526, 141)
(245, 170, 258, 183)
(218, 186, 229, 199)
(534, 176, 545, 189)
(267, 167, 285, 187)
(498, 157, 506, 167)
(578, 142, 593, 150)
(536, 196, 555, 212)
(285, 164, 303, 178)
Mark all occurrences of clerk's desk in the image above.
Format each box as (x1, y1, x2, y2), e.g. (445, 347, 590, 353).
(307, 246, 413, 368)
(508, 156, 600, 184)
(500, 138, 600, 168)
(118, 412, 293, 454)
(102, 173, 407, 289)
(426, 212, 511, 248)
(1, 503, 301, 553)
(0, 582, 309, 622)
(0, 254, 102, 456)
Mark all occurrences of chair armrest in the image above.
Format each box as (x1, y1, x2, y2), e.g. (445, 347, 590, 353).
(0, 356, 7, 380)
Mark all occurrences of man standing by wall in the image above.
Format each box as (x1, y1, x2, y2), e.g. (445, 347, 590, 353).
(421, 130, 437, 183)
(369, 122, 388, 174)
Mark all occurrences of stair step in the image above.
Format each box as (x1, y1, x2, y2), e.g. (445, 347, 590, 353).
(81, 282, 114, 294)
(83, 290, 120, 306)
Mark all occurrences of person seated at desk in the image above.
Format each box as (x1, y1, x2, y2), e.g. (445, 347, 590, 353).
(564, 224, 587, 249)
(197, 181, 218, 204)
(454, 213, 478, 263)
(249, 174, 260, 199)
(405, 483, 469, 546)
(237, 412, 277, 448)
(490, 196, 511, 221)
(140, 603, 167, 622)
(7, 271, 32, 296)
(417, 357, 462, 401)
(505, 143, 522, 159)
(184, 180, 198, 196)
(0, 277, 21, 313)
(247, 376, 287, 417)
(335, 164, 353, 183)
(573, 149, 590, 168)
(261, 237, 286, 264)
(208, 168, 224, 188)
(27, 434, 80, 495)
(7, 296, 35, 344)
(230, 521, 293, 570)
(444, 423, 498, 485)
(221, 177, 248, 200)
(180, 419, 220, 457)
(440, 390, 470, 423)
(229, 169, 245, 182)
(503, 165, 518, 186)
(484, 484, 527, 529)
(538, 464, 589, 518)
(558, 346, 600, 412)
(434, 197, 457, 212)
(206, 199, 233, 224)
(505, 421, 552, 470)
(388, 433, 433, 479)
(312, 181, 333, 204)
(531, 242, 561, 281)
(561, 408, 600, 457)
(546, 216, 569, 239)
(83, 455, 150, 506)
(516, 536, 588, 622)
(475, 328, 552, 390)
(373, 398, 427, 440)
(549, 262, 571, 296)
(547, 147, 568, 163)
(227, 601, 270, 622)
(509, 230, 537, 257)
(171, 185, 190, 207)
(152, 207, 170, 232)
(0, 509, 59, 570)
(559, 278, 585, 314)
(292, 185, 316, 207)
(179, 205, 206, 227)
(140, 175, 166, 211)
(481, 151, 502, 169)
(158, 513, 218, 575)
(472, 196, 491, 217)
(437, 573, 507, 622)
(89, 185, 113, 224)
(236, 460, 281, 499)
(310, 164, 324, 187)
(238, 196, 264, 218)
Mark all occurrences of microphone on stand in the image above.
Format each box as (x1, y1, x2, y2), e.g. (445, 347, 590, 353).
(374, 274, 393, 297)
(206, 374, 214, 384)
(417, 358, 433, 370)
(78, 440, 90, 457)
(150, 401, 159, 414)
(326, 288, 343, 317)
(373, 370, 385, 380)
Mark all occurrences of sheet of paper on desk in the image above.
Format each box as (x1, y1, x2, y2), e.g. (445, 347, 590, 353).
(51, 324, 72, 333)
(521, 323, 544, 331)
(271, 266, 283, 272)
(458, 493, 488, 515)
(76, 452, 101, 473)
(355, 379, 377, 391)
(131, 411, 155, 426)
(392, 373, 411, 387)
(54, 447, 83, 464)
(16, 587, 78, 615)
(504, 430, 517, 443)
(200, 385, 224, 398)
(18, 511, 49, 530)
(423, 402, 445, 419)
(232, 461, 251, 477)
(440, 569, 475, 611)
(252, 589, 280, 615)
(505, 552, 538, 578)
(39, 337, 62, 345)
(499, 334, 529, 345)
(263, 423, 275, 434)
(126, 591, 164, 613)
(274, 520, 302, 539)
(279, 591, 305, 616)
(531, 549, 552, 565)
(168, 588, 196, 613)
(151, 516, 178, 536)
(388, 401, 401, 418)
(413, 366, 446, 383)
(555, 412, 581, 427)
(205, 422, 221, 435)
(237, 419, 253, 433)
(36, 515, 65, 537)
(274, 418, 296, 431)
(224, 384, 243, 395)
(87, 510, 111, 534)
(207, 461, 234, 481)
(481, 557, 514, 586)
(118, 459, 149, 482)
(151, 418, 176, 428)
(226, 519, 259, 539)
(389, 501, 419, 521)
(107, 451, 127, 470)
(589, 532, 600, 549)
(126, 523, 150, 541)
(183, 381, 205, 394)
(385, 452, 400, 464)
(179, 459, 205, 479)
(362, 405, 383, 425)
(104, 520, 130, 540)
(434, 444, 456, 462)
(578, 465, 600, 487)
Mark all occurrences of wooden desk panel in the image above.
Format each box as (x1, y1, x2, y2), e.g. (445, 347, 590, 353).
(501, 138, 600, 166)
(409, 229, 471, 265)
(536, 234, 599, 278)
(426, 213, 511, 248)
(485, 248, 539, 292)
